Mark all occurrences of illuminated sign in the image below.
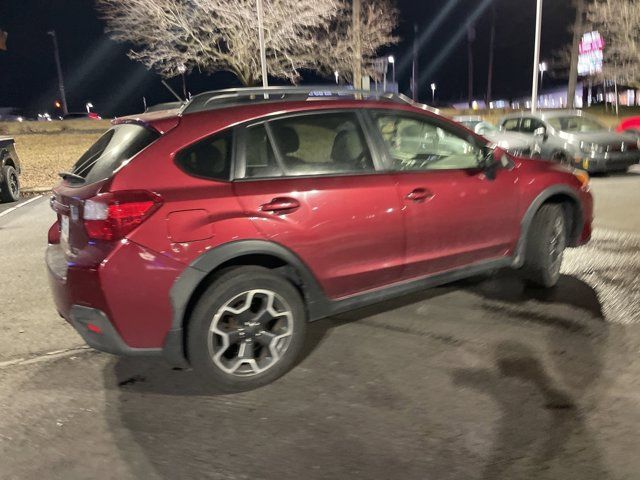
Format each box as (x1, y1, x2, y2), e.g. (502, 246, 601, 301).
(578, 31, 604, 76)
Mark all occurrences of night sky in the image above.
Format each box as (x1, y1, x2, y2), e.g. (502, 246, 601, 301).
(0, 0, 574, 117)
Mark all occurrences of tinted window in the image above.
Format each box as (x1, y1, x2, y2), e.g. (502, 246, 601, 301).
(375, 113, 483, 171)
(71, 124, 159, 184)
(175, 130, 232, 180)
(520, 117, 545, 133)
(502, 118, 520, 131)
(268, 112, 374, 176)
(244, 124, 282, 178)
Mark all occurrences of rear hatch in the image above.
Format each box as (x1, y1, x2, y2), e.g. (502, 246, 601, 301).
(50, 122, 162, 270)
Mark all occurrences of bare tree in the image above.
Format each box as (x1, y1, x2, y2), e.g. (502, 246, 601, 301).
(97, 0, 340, 85)
(315, 0, 399, 83)
(587, 0, 640, 86)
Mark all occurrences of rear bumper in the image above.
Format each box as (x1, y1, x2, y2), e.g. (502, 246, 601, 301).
(68, 305, 160, 356)
(46, 241, 185, 358)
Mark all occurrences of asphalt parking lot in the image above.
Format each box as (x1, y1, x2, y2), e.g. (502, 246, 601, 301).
(1, 170, 639, 480)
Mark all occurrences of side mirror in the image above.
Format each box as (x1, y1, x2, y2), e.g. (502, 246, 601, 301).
(534, 126, 547, 139)
(483, 148, 515, 180)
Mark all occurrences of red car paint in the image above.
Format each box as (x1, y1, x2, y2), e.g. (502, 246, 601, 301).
(616, 117, 640, 133)
(46, 99, 593, 353)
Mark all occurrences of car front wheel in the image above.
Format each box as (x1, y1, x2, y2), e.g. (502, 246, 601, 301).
(187, 266, 307, 392)
(521, 204, 567, 288)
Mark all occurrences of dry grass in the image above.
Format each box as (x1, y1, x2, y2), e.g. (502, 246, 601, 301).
(1, 120, 111, 190)
(0, 119, 110, 136)
(12, 130, 106, 190)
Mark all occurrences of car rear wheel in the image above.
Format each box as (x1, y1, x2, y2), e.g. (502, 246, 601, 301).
(521, 204, 567, 288)
(0, 165, 20, 202)
(187, 266, 307, 392)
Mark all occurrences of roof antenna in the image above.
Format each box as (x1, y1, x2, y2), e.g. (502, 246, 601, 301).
(161, 79, 185, 102)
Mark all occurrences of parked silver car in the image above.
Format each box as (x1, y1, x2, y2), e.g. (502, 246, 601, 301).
(453, 116, 536, 157)
(499, 111, 640, 173)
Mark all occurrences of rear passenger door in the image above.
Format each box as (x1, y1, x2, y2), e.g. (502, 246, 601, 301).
(232, 111, 406, 300)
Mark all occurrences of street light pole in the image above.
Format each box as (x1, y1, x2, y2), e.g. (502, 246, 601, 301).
(256, 0, 269, 94)
(431, 83, 436, 105)
(47, 30, 68, 116)
(531, 0, 543, 112)
(388, 55, 396, 92)
(539, 61, 548, 91)
(177, 64, 187, 99)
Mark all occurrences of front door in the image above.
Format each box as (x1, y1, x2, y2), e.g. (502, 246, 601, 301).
(370, 110, 520, 279)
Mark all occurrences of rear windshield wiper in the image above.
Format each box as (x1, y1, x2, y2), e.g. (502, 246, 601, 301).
(58, 171, 86, 183)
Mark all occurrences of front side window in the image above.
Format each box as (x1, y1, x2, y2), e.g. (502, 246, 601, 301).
(374, 113, 483, 171)
(266, 112, 374, 177)
(175, 130, 232, 180)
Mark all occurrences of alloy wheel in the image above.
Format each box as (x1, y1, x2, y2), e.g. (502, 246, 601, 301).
(9, 172, 19, 198)
(207, 289, 294, 377)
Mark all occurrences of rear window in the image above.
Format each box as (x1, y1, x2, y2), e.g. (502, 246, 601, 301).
(71, 124, 159, 184)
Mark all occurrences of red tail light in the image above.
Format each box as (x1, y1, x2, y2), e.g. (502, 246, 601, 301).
(83, 190, 163, 241)
(48, 220, 61, 244)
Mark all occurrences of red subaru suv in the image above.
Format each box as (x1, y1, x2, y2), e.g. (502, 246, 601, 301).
(46, 88, 593, 391)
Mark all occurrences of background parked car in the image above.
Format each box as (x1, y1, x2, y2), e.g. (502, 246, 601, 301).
(454, 115, 537, 157)
(0, 136, 21, 202)
(616, 117, 640, 137)
(62, 112, 102, 120)
(500, 111, 640, 173)
(0, 107, 30, 122)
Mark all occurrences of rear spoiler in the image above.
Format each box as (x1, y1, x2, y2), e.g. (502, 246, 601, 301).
(111, 114, 180, 135)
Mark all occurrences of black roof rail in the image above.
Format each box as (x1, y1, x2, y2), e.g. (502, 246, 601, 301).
(180, 86, 440, 115)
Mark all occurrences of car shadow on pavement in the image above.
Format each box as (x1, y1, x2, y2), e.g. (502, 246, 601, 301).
(103, 271, 613, 479)
(452, 340, 609, 479)
(451, 271, 611, 479)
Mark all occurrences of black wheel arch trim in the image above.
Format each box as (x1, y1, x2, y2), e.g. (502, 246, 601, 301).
(162, 239, 517, 367)
(163, 239, 326, 366)
(513, 184, 584, 268)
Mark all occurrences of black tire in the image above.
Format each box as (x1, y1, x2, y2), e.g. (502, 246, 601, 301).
(0, 165, 20, 203)
(187, 266, 307, 392)
(521, 204, 567, 288)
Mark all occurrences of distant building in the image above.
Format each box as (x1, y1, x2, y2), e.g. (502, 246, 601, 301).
(452, 81, 640, 111)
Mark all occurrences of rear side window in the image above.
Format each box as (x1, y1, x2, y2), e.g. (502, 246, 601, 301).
(71, 124, 159, 184)
(175, 130, 233, 181)
(266, 112, 374, 177)
(244, 125, 282, 178)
